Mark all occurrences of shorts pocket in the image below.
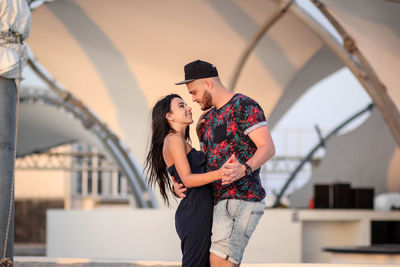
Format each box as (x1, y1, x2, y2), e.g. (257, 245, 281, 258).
(244, 206, 264, 240)
(211, 215, 233, 243)
(211, 200, 235, 243)
(225, 199, 240, 219)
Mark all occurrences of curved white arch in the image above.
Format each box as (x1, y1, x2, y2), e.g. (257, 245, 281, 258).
(230, 0, 400, 147)
(22, 55, 157, 208)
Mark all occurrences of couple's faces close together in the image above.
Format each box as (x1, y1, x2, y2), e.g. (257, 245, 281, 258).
(167, 79, 213, 127)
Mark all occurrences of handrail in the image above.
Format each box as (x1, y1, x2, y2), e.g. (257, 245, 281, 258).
(273, 103, 374, 207)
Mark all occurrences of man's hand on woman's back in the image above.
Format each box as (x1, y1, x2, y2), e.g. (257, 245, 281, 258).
(171, 176, 186, 199)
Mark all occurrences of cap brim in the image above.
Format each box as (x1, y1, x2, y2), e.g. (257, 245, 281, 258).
(175, 79, 195, 85)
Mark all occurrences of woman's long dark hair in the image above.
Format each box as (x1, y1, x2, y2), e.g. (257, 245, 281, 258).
(144, 94, 190, 205)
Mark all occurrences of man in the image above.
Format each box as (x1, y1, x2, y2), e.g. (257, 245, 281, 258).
(175, 59, 275, 266)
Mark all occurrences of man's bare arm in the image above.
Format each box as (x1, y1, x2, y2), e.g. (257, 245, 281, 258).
(221, 125, 275, 184)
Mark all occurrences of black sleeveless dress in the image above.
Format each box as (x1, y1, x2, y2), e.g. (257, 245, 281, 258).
(167, 148, 213, 267)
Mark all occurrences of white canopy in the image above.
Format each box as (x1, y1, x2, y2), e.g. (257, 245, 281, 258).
(17, 0, 400, 206)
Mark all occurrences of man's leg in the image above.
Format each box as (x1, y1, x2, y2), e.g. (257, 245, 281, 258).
(209, 200, 241, 265)
(210, 199, 265, 266)
(210, 252, 238, 267)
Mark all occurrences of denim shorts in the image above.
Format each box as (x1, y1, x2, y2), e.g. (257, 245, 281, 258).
(210, 199, 265, 264)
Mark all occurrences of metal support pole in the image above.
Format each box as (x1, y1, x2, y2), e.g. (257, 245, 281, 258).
(289, 1, 400, 148)
(0, 78, 17, 264)
(229, 0, 293, 91)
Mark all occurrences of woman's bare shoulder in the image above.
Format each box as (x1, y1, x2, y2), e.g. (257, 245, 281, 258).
(164, 132, 185, 146)
(163, 133, 188, 166)
(164, 133, 186, 153)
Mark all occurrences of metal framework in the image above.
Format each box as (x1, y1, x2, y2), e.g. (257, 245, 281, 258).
(229, 0, 400, 148)
(263, 156, 320, 174)
(228, 0, 400, 207)
(273, 103, 374, 207)
(25, 58, 157, 208)
(229, 0, 293, 91)
(15, 150, 115, 171)
(291, 0, 400, 147)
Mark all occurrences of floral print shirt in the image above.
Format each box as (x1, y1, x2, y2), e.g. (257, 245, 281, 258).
(200, 93, 268, 205)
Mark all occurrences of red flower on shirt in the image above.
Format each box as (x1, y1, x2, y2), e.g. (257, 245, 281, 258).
(219, 140, 228, 151)
(251, 106, 260, 117)
(212, 146, 220, 156)
(227, 122, 238, 135)
(206, 128, 212, 138)
(247, 115, 257, 124)
(247, 192, 255, 199)
(228, 188, 237, 197)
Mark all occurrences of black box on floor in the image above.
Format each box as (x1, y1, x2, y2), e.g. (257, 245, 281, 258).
(333, 183, 352, 209)
(352, 188, 374, 209)
(314, 184, 330, 208)
(371, 221, 400, 244)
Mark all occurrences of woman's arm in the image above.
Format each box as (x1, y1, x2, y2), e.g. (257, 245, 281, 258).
(164, 133, 223, 188)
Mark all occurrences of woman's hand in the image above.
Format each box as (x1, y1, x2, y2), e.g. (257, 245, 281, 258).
(220, 154, 246, 185)
(171, 176, 186, 198)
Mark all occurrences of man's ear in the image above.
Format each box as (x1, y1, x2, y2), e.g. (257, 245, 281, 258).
(204, 78, 214, 89)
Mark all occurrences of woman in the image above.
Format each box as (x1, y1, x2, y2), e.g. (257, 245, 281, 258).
(144, 94, 229, 267)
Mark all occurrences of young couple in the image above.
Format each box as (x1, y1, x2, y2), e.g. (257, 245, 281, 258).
(145, 60, 275, 266)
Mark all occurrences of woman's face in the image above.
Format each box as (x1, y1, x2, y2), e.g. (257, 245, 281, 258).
(168, 97, 193, 125)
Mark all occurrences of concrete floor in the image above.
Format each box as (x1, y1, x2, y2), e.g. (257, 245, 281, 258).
(12, 258, 397, 267)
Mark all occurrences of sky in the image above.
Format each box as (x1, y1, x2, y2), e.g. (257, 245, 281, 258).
(263, 67, 373, 197)
(272, 67, 372, 156)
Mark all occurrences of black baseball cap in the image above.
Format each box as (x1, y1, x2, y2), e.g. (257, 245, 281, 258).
(175, 60, 218, 85)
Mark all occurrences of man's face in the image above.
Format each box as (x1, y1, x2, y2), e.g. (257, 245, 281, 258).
(187, 80, 213, 111)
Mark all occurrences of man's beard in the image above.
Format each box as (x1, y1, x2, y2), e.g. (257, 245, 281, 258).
(201, 90, 212, 110)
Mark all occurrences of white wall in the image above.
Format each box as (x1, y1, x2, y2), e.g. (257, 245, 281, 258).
(15, 170, 67, 200)
(47, 209, 180, 261)
(47, 209, 300, 263)
(47, 209, 400, 263)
